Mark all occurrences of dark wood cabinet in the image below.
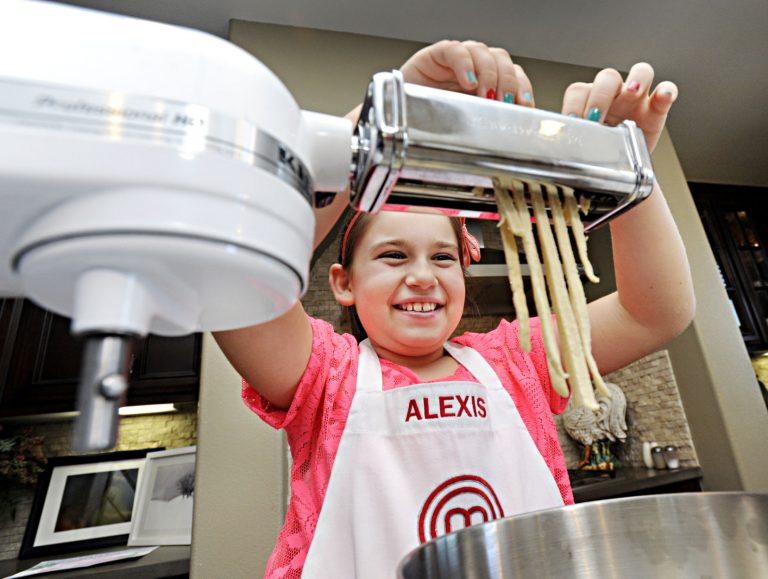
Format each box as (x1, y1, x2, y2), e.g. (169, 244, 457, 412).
(691, 183, 768, 352)
(0, 299, 201, 418)
(129, 332, 201, 406)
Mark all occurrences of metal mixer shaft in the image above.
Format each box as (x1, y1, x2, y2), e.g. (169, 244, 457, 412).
(72, 334, 135, 451)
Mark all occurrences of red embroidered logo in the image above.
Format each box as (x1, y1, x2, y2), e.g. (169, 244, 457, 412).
(417, 475, 504, 543)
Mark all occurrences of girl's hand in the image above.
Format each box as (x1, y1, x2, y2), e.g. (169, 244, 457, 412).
(399, 40, 536, 107)
(561, 64, 678, 153)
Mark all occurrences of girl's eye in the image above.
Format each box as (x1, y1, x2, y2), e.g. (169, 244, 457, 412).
(434, 253, 458, 262)
(379, 251, 406, 260)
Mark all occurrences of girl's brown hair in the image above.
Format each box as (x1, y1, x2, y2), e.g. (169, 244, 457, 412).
(338, 211, 469, 341)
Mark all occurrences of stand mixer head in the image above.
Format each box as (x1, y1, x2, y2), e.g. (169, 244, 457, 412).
(0, 0, 352, 450)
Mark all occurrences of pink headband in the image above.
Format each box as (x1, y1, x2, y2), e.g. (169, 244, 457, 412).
(340, 210, 363, 264)
(340, 211, 481, 267)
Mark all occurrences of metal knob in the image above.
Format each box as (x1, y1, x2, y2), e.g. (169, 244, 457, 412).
(100, 373, 128, 399)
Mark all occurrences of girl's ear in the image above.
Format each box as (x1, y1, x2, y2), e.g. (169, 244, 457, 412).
(329, 263, 355, 306)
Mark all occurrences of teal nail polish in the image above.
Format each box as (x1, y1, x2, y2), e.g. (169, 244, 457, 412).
(587, 107, 602, 122)
(567, 113, 579, 118)
(467, 71, 477, 84)
(661, 88, 677, 101)
(523, 92, 533, 102)
(503, 92, 514, 104)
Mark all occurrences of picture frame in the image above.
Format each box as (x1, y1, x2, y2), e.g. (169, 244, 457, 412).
(127, 446, 197, 546)
(19, 448, 159, 559)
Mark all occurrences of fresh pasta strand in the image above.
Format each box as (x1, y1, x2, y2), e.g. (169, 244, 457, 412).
(494, 181, 530, 352)
(509, 182, 569, 397)
(493, 178, 604, 407)
(546, 185, 610, 399)
(563, 191, 599, 284)
(530, 183, 597, 410)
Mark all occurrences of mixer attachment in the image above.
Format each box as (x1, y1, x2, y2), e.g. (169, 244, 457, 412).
(350, 70, 655, 229)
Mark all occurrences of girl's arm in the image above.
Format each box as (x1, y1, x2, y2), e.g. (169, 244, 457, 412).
(588, 181, 696, 374)
(569, 65, 696, 373)
(213, 302, 312, 409)
(216, 41, 530, 409)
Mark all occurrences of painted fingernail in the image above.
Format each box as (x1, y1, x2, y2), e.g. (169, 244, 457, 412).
(587, 107, 602, 122)
(467, 71, 478, 84)
(567, 113, 579, 118)
(626, 80, 641, 92)
(661, 88, 678, 101)
(522, 91, 533, 102)
(503, 92, 514, 104)
(486, 88, 497, 100)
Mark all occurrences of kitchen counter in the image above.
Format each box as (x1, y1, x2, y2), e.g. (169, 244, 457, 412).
(0, 546, 189, 579)
(571, 466, 703, 503)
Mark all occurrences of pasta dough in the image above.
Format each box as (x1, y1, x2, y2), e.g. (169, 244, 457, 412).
(494, 178, 604, 409)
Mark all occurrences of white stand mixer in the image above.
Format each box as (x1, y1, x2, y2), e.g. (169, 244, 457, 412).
(0, 0, 353, 450)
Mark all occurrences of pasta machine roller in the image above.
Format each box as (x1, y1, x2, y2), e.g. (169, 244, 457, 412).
(350, 70, 655, 230)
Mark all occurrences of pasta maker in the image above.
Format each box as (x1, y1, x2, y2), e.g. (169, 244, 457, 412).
(350, 70, 655, 230)
(0, 1, 654, 452)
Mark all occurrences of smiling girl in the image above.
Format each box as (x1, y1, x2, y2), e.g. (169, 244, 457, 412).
(214, 40, 695, 579)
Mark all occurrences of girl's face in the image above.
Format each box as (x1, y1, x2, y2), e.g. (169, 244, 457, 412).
(332, 211, 466, 360)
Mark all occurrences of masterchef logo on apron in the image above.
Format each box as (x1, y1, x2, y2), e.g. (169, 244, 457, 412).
(418, 474, 504, 543)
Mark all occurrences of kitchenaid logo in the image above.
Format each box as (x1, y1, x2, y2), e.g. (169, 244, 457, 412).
(34, 95, 207, 128)
(404, 394, 487, 422)
(278, 145, 309, 184)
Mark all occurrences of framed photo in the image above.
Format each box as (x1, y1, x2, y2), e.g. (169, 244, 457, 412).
(19, 449, 158, 559)
(128, 446, 196, 546)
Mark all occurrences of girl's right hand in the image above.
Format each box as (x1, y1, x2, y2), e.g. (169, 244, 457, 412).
(399, 40, 535, 107)
(561, 63, 678, 153)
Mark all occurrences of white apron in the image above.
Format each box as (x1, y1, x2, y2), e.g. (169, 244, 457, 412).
(301, 339, 564, 578)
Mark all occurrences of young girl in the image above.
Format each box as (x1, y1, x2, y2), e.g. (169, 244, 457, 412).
(214, 40, 695, 579)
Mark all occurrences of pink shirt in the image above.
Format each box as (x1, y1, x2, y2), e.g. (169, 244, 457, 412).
(242, 315, 573, 579)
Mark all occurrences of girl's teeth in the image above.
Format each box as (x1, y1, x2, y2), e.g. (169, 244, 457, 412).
(400, 303, 436, 312)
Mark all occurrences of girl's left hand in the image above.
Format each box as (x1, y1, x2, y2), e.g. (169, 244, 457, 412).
(399, 40, 536, 107)
(561, 64, 677, 153)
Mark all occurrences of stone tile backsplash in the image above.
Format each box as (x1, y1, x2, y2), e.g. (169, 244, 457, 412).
(555, 349, 699, 469)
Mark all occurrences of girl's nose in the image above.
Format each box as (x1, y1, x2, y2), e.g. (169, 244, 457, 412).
(405, 259, 437, 288)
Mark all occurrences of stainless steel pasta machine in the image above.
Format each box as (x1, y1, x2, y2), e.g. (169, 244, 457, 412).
(350, 69, 654, 230)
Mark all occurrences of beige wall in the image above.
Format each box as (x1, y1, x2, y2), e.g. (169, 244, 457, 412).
(192, 20, 767, 578)
(652, 135, 768, 491)
(192, 334, 285, 577)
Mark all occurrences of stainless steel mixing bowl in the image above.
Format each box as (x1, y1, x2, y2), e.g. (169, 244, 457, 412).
(398, 492, 768, 578)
